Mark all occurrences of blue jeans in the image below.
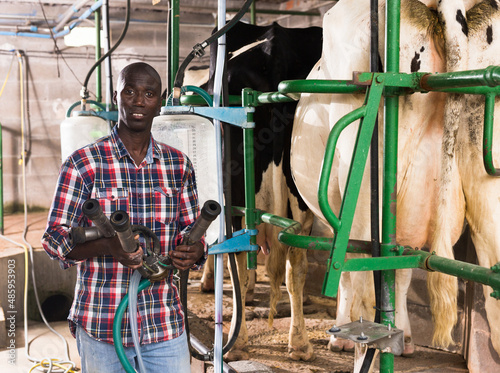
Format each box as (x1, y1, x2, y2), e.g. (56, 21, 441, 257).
(76, 326, 191, 373)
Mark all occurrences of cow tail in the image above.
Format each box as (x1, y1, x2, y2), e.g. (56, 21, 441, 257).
(427, 0, 469, 349)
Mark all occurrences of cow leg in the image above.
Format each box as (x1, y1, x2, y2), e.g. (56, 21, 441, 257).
(395, 268, 414, 357)
(200, 254, 215, 292)
(328, 271, 355, 352)
(286, 246, 315, 361)
(246, 268, 256, 303)
(224, 252, 250, 361)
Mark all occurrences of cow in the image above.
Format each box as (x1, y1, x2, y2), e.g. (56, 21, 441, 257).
(291, 0, 500, 366)
(202, 21, 322, 361)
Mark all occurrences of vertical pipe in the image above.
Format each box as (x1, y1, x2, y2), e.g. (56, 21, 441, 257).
(250, 1, 256, 25)
(243, 124, 257, 270)
(94, 1, 101, 102)
(166, 3, 172, 97)
(170, 0, 180, 92)
(380, 0, 400, 372)
(213, 0, 226, 370)
(102, 0, 113, 111)
(369, 0, 381, 324)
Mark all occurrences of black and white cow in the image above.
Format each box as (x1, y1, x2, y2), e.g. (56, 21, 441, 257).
(203, 21, 322, 361)
(292, 0, 500, 368)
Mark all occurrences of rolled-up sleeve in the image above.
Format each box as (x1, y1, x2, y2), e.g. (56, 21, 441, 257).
(41, 157, 91, 269)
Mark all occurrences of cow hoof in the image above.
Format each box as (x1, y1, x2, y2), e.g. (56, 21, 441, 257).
(224, 348, 249, 361)
(288, 344, 315, 361)
(245, 289, 254, 304)
(200, 274, 214, 293)
(402, 337, 415, 357)
(328, 338, 355, 353)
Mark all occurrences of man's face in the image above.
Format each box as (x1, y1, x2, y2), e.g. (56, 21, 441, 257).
(114, 67, 162, 133)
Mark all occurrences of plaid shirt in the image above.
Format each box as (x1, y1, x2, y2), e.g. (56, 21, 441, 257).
(42, 125, 204, 346)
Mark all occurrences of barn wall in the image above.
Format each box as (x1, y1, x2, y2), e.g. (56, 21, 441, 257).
(0, 2, 327, 212)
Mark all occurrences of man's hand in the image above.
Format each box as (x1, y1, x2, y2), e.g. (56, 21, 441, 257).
(68, 234, 143, 270)
(108, 235, 143, 270)
(170, 241, 205, 271)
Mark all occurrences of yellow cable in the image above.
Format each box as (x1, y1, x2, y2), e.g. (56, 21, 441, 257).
(0, 54, 14, 98)
(28, 358, 77, 373)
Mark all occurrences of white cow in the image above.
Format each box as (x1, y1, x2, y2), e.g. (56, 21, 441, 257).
(292, 0, 500, 362)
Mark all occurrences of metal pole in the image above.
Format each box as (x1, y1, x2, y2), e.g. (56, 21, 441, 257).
(242, 92, 257, 270)
(170, 0, 180, 92)
(250, 1, 256, 25)
(380, 0, 400, 372)
(102, 0, 113, 111)
(95, 1, 101, 102)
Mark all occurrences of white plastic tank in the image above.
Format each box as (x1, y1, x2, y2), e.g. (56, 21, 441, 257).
(60, 112, 111, 162)
(152, 113, 219, 245)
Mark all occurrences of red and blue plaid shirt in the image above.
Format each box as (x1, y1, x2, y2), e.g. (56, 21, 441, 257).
(42, 125, 205, 346)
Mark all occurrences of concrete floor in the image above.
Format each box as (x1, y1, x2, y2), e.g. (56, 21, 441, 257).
(0, 212, 470, 372)
(0, 211, 80, 372)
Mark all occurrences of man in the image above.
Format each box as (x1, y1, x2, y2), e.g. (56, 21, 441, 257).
(42, 62, 205, 372)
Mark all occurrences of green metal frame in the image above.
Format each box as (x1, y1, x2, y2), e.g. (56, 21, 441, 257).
(169, 1, 500, 371)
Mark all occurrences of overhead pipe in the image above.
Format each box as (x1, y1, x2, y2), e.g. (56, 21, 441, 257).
(53, 0, 94, 32)
(0, 0, 103, 39)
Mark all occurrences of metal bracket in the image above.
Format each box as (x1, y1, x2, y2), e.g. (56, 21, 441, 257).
(326, 319, 404, 355)
(208, 229, 259, 255)
(160, 105, 255, 128)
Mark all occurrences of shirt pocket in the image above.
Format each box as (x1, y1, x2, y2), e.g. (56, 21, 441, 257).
(154, 186, 180, 224)
(93, 187, 130, 217)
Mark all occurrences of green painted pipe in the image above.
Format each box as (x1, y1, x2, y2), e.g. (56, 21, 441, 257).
(404, 249, 500, 296)
(258, 211, 371, 253)
(380, 1, 401, 371)
(256, 92, 295, 104)
(180, 94, 242, 106)
(278, 79, 365, 97)
(113, 278, 151, 373)
(244, 127, 257, 270)
(438, 85, 500, 95)
(66, 100, 107, 117)
(170, 0, 180, 92)
(242, 91, 258, 270)
(483, 93, 500, 176)
(250, 1, 256, 25)
(318, 106, 366, 232)
(421, 65, 500, 90)
(321, 81, 385, 298)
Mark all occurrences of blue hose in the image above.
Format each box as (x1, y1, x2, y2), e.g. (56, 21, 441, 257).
(128, 271, 147, 373)
(113, 277, 150, 373)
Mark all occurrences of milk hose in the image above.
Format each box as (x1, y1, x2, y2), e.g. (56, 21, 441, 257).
(172, 0, 254, 96)
(128, 271, 146, 373)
